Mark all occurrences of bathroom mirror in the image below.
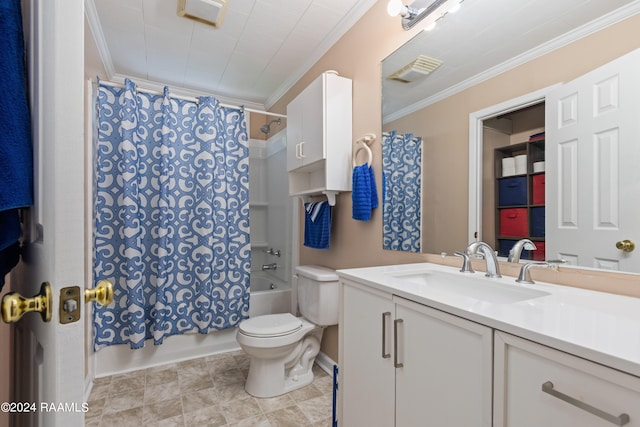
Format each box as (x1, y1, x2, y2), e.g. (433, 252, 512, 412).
(381, 0, 640, 272)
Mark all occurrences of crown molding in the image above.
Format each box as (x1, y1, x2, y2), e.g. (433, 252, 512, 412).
(84, 0, 115, 79)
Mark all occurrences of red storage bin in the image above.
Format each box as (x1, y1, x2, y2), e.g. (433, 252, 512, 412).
(499, 208, 528, 237)
(532, 242, 546, 261)
(532, 174, 545, 205)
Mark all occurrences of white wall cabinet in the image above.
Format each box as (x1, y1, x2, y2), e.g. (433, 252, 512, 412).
(340, 280, 493, 427)
(494, 332, 640, 427)
(286, 71, 352, 202)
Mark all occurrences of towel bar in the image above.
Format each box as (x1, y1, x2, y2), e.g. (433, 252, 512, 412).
(298, 191, 338, 206)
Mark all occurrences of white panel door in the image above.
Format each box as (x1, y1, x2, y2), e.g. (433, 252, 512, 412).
(546, 49, 640, 272)
(394, 297, 493, 427)
(9, 0, 86, 426)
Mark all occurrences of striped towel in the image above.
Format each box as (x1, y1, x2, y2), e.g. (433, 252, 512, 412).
(304, 201, 331, 249)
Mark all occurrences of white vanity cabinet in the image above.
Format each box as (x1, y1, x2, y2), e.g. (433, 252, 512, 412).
(286, 71, 352, 200)
(494, 332, 640, 427)
(338, 263, 640, 427)
(340, 280, 493, 427)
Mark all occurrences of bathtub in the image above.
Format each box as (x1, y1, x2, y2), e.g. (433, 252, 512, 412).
(249, 272, 292, 317)
(93, 272, 292, 378)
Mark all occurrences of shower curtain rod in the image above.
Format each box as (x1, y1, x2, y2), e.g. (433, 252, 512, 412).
(97, 80, 287, 118)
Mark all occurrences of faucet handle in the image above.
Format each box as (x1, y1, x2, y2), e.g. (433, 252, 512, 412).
(454, 252, 475, 274)
(545, 259, 567, 271)
(516, 261, 551, 284)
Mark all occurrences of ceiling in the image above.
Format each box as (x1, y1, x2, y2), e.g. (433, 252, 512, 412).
(88, 0, 640, 114)
(87, 0, 377, 109)
(382, 0, 640, 122)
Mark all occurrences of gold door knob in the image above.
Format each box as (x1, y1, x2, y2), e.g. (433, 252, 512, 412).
(1, 282, 52, 323)
(616, 240, 635, 252)
(84, 279, 114, 306)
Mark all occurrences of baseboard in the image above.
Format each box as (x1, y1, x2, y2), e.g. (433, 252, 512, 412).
(315, 351, 337, 376)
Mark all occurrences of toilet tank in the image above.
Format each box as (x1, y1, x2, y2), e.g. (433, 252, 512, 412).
(296, 265, 339, 326)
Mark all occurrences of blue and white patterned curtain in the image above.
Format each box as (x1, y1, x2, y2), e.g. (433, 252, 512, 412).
(382, 131, 422, 252)
(93, 79, 250, 350)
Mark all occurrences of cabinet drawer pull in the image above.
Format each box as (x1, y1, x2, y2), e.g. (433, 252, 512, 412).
(541, 381, 630, 426)
(394, 319, 403, 368)
(381, 312, 391, 359)
(299, 141, 305, 158)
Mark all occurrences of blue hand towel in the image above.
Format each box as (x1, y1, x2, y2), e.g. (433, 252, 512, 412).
(0, 0, 33, 291)
(304, 201, 331, 249)
(352, 164, 378, 221)
(0, 0, 33, 212)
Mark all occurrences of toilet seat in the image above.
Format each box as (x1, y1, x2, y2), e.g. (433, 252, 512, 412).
(239, 313, 303, 338)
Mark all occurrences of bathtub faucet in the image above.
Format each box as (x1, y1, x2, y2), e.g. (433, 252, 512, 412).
(264, 248, 281, 257)
(262, 263, 277, 271)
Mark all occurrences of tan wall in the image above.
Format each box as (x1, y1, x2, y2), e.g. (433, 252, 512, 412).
(271, 5, 640, 361)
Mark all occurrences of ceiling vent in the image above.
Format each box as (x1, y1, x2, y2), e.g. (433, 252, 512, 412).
(177, 0, 229, 28)
(387, 55, 443, 83)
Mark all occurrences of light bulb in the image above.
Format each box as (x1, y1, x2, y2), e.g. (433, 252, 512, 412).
(387, 0, 404, 17)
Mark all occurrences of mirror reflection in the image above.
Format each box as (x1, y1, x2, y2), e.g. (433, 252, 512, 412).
(382, 132, 422, 252)
(381, 0, 640, 274)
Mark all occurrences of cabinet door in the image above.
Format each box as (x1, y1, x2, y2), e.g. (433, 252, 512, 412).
(286, 94, 304, 171)
(341, 283, 395, 427)
(495, 332, 640, 427)
(297, 75, 324, 166)
(394, 297, 493, 427)
(286, 74, 324, 171)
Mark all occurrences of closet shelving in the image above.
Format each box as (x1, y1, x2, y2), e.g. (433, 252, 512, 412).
(494, 138, 545, 260)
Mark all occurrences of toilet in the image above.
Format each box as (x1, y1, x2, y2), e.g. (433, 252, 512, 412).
(236, 265, 339, 398)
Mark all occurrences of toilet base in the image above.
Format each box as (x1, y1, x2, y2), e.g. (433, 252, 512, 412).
(244, 358, 316, 398)
(243, 328, 323, 398)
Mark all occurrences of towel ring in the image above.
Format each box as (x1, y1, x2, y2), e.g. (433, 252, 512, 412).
(353, 144, 372, 167)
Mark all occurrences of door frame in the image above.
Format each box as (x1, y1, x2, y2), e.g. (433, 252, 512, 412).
(467, 85, 561, 244)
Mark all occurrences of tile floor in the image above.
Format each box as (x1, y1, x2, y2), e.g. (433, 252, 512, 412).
(85, 350, 334, 427)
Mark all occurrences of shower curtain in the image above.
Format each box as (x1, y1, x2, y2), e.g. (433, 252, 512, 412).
(382, 131, 422, 253)
(93, 79, 250, 350)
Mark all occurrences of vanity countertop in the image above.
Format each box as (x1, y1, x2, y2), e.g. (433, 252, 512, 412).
(337, 262, 640, 378)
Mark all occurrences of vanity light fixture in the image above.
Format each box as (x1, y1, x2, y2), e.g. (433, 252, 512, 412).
(177, 0, 229, 28)
(387, 0, 420, 19)
(388, 0, 464, 31)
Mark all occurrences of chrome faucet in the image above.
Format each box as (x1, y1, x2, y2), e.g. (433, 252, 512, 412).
(508, 239, 537, 263)
(465, 241, 502, 278)
(261, 263, 277, 271)
(264, 248, 281, 257)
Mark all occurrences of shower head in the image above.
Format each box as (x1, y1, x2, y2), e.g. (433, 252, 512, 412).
(260, 118, 282, 135)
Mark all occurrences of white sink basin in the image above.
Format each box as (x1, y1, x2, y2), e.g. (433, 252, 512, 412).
(391, 270, 551, 304)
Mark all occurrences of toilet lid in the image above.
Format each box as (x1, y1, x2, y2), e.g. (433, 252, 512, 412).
(239, 313, 303, 337)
